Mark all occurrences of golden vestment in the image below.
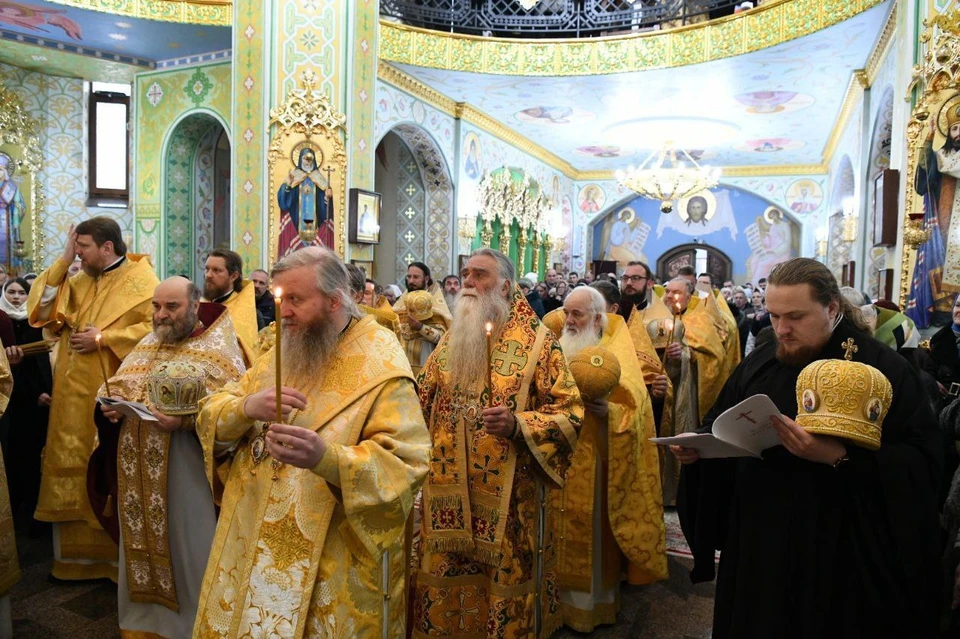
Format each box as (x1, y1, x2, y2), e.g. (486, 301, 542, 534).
(28, 254, 158, 580)
(360, 302, 401, 338)
(394, 284, 451, 376)
(102, 303, 245, 615)
(208, 280, 258, 365)
(709, 292, 742, 379)
(413, 290, 584, 638)
(0, 350, 19, 597)
(553, 314, 666, 632)
(194, 315, 430, 638)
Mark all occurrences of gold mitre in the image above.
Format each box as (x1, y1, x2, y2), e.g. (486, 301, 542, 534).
(403, 290, 434, 321)
(147, 360, 207, 416)
(646, 316, 685, 349)
(568, 346, 621, 402)
(794, 359, 892, 451)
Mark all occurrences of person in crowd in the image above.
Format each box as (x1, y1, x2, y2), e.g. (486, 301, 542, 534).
(518, 277, 546, 318)
(393, 262, 451, 376)
(250, 268, 274, 330)
(590, 279, 621, 314)
(202, 249, 258, 364)
(27, 217, 157, 580)
(620, 261, 655, 322)
(383, 283, 401, 305)
(672, 258, 941, 639)
(744, 289, 770, 356)
(1, 278, 51, 528)
(442, 274, 461, 311)
(94, 277, 245, 638)
(413, 248, 582, 637)
(553, 286, 665, 631)
(194, 247, 429, 636)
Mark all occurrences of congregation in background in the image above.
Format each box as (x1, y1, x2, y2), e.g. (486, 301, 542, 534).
(0, 214, 948, 637)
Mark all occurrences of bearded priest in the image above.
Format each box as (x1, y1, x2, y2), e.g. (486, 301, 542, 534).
(27, 217, 158, 581)
(551, 286, 666, 631)
(92, 276, 246, 638)
(202, 248, 259, 365)
(194, 247, 430, 637)
(413, 248, 583, 638)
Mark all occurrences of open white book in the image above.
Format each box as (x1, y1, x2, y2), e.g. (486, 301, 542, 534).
(97, 396, 159, 422)
(650, 394, 783, 458)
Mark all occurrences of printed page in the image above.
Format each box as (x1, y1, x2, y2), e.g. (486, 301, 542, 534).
(97, 396, 159, 422)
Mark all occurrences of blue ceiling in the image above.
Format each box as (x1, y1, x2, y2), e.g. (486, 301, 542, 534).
(0, 0, 231, 63)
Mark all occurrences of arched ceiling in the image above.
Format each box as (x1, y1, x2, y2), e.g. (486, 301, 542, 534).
(388, 1, 893, 172)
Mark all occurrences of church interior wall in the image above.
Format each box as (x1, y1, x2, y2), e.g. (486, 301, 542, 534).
(132, 62, 232, 273)
(0, 62, 135, 269)
(589, 185, 803, 286)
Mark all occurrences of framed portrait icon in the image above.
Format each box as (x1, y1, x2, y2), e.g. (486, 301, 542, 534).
(349, 188, 381, 244)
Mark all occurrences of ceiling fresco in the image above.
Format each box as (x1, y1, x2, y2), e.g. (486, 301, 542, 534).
(0, 0, 230, 65)
(392, 1, 892, 171)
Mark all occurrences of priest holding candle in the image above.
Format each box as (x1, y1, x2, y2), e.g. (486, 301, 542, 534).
(413, 248, 583, 638)
(193, 247, 430, 637)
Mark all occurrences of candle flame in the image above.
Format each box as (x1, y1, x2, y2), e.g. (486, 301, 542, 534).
(485, 322, 493, 336)
(95, 333, 102, 346)
(274, 287, 282, 300)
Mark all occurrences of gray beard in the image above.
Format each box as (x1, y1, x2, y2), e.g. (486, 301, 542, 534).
(559, 326, 601, 359)
(153, 308, 198, 345)
(282, 317, 339, 380)
(446, 290, 510, 392)
(443, 292, 457, 311)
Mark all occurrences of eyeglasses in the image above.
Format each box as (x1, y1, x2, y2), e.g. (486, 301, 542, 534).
(622, 275, 649, 283)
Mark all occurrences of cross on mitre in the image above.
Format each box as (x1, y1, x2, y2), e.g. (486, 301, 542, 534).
(841, 337, 858, 361)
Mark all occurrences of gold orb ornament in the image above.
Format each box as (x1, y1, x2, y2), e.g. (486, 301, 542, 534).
(568, 346, 621, 402)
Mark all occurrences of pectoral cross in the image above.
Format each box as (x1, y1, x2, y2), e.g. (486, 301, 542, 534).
(841, 337, 858, 361)
(737, 411, 756, 424)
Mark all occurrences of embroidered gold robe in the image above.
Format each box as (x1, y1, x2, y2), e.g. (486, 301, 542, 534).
(360, 302, 401, 338)
(413, 290, 583, 638)
(707, 291, 742, 379)
(553, 314, 666, 632)
(0, 349, 19, 597)
(394, 283, 451, 376)
(194, 315, 430, 638)
(28, 254, 158, 580)
(207, 280, 258, 365)
(97, 303, 245, 637)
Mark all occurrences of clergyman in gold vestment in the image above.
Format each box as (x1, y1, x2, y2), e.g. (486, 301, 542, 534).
(27, 218, 158, 581)
(393, 262, 451, 376)
(194, 248, 430, 638)
(413, 248, 583, 638)
(94, 278, 245, 639)
(202, 248, 259, 365)
(552, 288, 666, 632)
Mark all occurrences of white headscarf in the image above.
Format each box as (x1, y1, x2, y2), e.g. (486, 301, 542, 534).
(0, 280, 28, 321)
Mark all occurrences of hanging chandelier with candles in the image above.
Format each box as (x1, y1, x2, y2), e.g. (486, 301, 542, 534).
(615, 144, 721, 214)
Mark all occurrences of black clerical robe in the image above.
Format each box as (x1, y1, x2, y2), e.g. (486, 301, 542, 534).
(678, 322, 942, 639)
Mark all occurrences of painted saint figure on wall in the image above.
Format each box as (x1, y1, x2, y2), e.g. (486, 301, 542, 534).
(277, 147, 333, 256)
(0, 153, 26, 267)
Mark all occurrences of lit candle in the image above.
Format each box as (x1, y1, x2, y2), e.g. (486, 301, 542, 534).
(661, 303, 682, 368)
(485, 322, 494, 408)
(274, 288, 283, 424)
(94, 333, 112, 397)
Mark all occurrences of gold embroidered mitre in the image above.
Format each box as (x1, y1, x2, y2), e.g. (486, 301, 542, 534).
(795, 359, 892, 451)
(568, 346, 620, 402)
(646, 316, 685, 349)
(403, 290, 434, 321)
(147, 360, 207, 415)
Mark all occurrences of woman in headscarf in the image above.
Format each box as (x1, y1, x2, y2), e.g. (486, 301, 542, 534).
(1, 278, 52, 526)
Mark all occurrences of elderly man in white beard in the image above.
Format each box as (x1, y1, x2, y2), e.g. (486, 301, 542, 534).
(552, 286, 666, 633)
(413, 247, 583, 638)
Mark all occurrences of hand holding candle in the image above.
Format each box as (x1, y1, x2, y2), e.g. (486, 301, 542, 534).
(274, 288, 283, 424)
(94, 333, 113, 397)
(661, 302, 682, 367)
(485, 322, 494, 408)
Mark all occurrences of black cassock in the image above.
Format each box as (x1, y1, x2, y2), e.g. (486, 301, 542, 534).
(678, 322, 942, 638)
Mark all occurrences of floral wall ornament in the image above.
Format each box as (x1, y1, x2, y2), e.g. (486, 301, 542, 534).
(184, 69, 213, 107)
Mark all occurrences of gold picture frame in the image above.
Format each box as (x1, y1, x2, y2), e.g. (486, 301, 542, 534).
(268, 70, 348, 266)
(0, 85, 44, 273)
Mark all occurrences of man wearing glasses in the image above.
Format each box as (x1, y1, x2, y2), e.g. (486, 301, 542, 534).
(619, 261, 655, 321)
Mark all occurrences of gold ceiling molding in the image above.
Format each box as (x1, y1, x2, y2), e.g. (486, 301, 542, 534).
(43, 0, 231, 26)
(379, 0, 887, 76)
(377, 61, 457, 116)
(820, 72, 867, 171)
(864, 0, 898, 86)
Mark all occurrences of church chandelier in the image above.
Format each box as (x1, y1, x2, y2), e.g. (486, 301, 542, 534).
(615, 143, 721, 214)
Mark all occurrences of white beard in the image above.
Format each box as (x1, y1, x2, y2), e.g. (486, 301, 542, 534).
(443, 292, 457, 312)
(446, 289, 510, 392)
(559, 325, 601, 359)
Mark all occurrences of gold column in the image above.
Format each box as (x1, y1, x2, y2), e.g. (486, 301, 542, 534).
(532, 233, 542, 278)
(481, 219, 493, 248)
(517, 229, 529, 273)
(499, 223, 512, 256)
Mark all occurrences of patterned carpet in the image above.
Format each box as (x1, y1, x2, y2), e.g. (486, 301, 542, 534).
(8, 515, 714, 638)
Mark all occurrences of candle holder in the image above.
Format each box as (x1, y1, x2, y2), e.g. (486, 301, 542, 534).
(299, 220, 318, 244)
